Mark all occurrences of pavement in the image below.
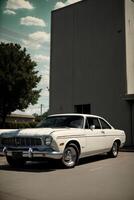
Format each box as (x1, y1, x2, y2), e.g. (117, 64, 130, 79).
(0, 152, 134, 200)
(120, 146, 134, 152)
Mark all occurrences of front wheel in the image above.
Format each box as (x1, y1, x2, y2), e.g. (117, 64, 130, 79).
(108, 141, 119, 158)
(61, 144, 79, 168)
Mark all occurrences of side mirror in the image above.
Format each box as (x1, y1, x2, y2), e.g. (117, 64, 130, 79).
(90, 125, 95, 130)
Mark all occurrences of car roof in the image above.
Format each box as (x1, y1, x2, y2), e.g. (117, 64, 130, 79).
(49, 113, 102, 119)
(48, 113, 114, 129)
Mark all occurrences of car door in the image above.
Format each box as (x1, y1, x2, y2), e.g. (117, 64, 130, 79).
(84, 117, 106, 155)
(99, 118, 114, 150)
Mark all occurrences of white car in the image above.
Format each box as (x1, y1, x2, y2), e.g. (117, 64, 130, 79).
(0, 114, 126, 168)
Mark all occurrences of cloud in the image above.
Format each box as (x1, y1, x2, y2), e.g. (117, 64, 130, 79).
(3, 9, 16, 15)
(33, 55, 50, 63)
(20, 16, 46, 27)
(54, 2, 65, 9)
(6, 0, 33, 10)
(0, 38, 11, 43)
(40, 89, 49, 98)
(38, 67, 50, 91)
(29, 31, 50, 43)
(21, 39, 41, 49)
(22, 31, 50, 49)
(66, 0, 81, 4)
(54, 0, 81, 9)
(41, 73, 49, 86)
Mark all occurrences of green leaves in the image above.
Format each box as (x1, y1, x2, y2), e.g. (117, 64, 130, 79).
(0, 42, 41, 126)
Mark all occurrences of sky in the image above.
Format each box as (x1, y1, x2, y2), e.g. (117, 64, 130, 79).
(0, 0, 81, 116)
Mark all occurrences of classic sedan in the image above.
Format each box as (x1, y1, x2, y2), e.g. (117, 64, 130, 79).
(0, 114, 126, 168)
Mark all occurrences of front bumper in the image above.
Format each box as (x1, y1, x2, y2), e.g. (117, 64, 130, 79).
(0, 147, 63, 160)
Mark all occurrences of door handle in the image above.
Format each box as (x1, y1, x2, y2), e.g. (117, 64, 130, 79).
(101, 130, 105, 134)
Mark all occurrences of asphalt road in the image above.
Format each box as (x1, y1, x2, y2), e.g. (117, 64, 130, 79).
(0, 152, 134, 200)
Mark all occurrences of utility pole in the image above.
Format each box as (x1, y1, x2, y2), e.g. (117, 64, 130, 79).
(40, 104, 43, 116)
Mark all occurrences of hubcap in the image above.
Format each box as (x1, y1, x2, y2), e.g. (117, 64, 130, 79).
(113, 143, 118, 156)
(63, 147, 77, 167)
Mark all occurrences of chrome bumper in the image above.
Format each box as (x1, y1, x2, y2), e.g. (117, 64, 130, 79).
(0, 147, 63, 160)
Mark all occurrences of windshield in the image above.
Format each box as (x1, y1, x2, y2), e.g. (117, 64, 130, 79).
(37, 115, 84, 128)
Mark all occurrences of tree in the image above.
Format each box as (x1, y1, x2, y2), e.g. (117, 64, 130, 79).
(42, 110, 49, 119)
(33, 110, 49, 122)
(0, 43, 41, 127)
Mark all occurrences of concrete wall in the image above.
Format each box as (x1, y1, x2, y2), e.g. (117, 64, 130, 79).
(50, 0, 133, 145)
(50, 8, 74, 113)
(132, 103, 134, 145)
(125, 0, 134, 94)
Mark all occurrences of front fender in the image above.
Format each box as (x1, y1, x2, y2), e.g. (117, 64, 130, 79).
(53, 135, 86, 155)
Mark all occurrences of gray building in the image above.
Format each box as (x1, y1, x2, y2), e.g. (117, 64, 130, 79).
(49, 0, 134, 146)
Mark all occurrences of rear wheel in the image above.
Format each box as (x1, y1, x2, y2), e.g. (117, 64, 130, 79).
(108, 141, 119, 158)
(61, 144, 79, 168)
(6, 156, 26, 167)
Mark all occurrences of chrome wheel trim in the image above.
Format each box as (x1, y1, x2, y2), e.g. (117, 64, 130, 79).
(112, 142, 118, 156)
(62, 146, 77, 167)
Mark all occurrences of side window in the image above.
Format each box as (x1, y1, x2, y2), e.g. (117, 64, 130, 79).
(100, 119, 111, 129)
(92, 118, 101, 129)
(85, 117, 101, 129)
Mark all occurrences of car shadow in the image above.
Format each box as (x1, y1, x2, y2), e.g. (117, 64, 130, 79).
(78, 154, 109, 166)
(0, 160, 61, 173)
(0, 154, 109, 172)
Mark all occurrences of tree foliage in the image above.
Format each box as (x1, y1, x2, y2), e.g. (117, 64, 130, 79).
(0, 42, 41, 126)
(33, 110, 49, 122)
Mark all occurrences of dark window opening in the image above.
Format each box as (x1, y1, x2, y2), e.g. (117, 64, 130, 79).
(74, 104, 91, 114)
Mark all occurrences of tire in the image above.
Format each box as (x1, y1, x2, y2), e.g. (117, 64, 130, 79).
(108, 141, 119, 158)
(61, 143, 79, 168)
(6, 156, 26, 167)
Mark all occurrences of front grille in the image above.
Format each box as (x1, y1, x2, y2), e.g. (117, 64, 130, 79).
(1, 137, 42, 147)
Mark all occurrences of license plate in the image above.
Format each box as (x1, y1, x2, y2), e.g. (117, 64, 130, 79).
(12, 152, 22, 158)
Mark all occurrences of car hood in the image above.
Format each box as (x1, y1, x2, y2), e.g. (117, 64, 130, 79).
(0, 128, 70, 137)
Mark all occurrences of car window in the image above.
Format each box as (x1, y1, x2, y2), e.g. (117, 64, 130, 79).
(85, 117, 101, 129)
(99, 119, 111, 129)
(36, 116, 84, 128)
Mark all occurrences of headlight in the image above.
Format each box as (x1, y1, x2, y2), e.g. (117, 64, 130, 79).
(44, 136, 52, 146)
